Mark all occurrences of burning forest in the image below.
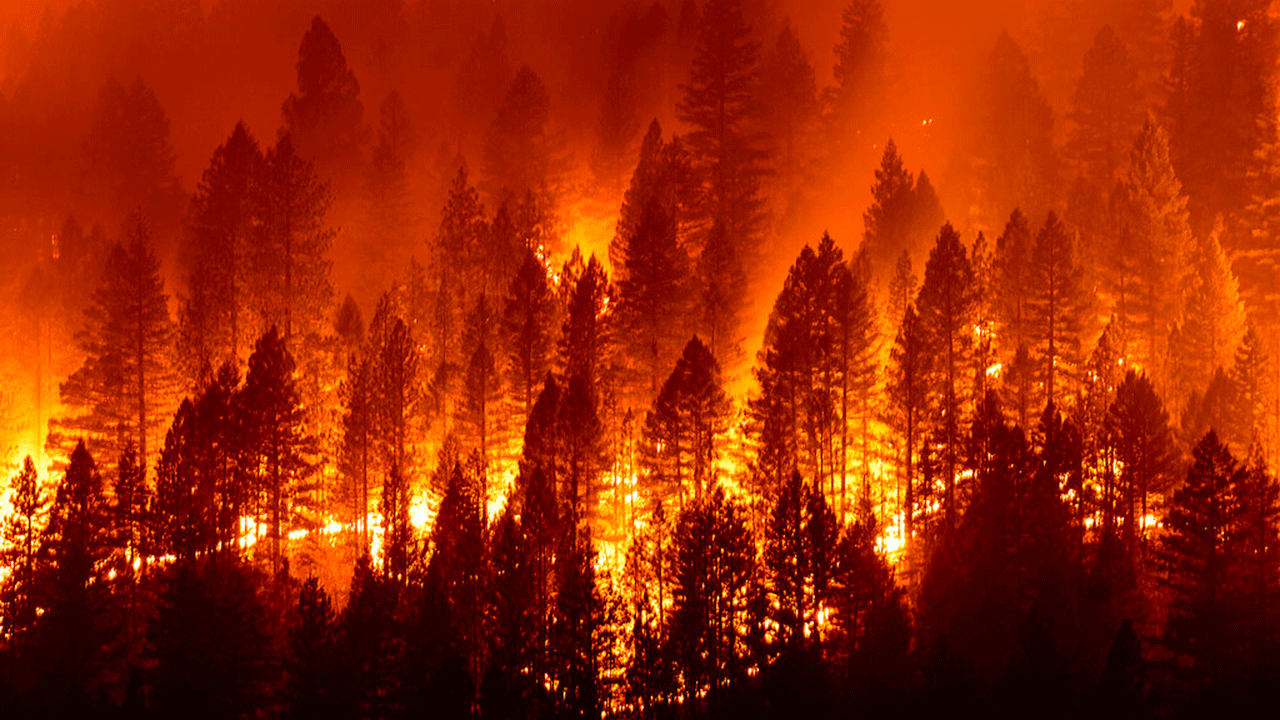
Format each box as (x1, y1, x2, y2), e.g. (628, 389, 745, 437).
(1, 0, 1279, 715)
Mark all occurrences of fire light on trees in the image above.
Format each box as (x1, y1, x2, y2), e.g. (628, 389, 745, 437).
(0, 0, 1279, 714)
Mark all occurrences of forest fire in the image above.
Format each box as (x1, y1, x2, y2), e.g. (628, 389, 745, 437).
(3, 0, 1280, 716)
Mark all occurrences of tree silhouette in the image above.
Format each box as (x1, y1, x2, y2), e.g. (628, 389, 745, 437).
(54, 217, 176, 473)
(641, 336, 731, 506)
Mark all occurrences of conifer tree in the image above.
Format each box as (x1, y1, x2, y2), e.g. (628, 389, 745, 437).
(590, 53, 642, 206)
(827, 0, 888, 154)
(1108, 115, 1192, 377)
(148, 559, 274, 717)
(886, 250, 917, 340)
(339, 352, 374, 555)
(180, 122, 263, 382)
(888, 303, 928, 564)
(1, 456, 47, 643)
(669, 487, 758, 705)
(281, 16, 366, 185)
(697, 219, 749, 369)
(615, 198, 693, 404)
(1174, 230, 1246, 398)
(428, 166, 488, 430)
(286, 576, 338, 719)
(1026, 211, 1086, 410)
(1068, 26, 1142, 188)
(1105, 371, 1178, 548)
(1159, 431, 1245, 684)
(359, 90, 417, 298)
(862, 139, 945, 277)
(974, 33, 1057, 223)
(916, 223, 976, 529)
(454, 15, 512, 137)
(54, 216, 176, 472)
(380, 463, 412, 585)
(483, 66, 557, 203)
(994, 209, 1034, 368)
(611, 120, 695, 273)
(153, 399, 217, 561)
(641, 336, 732, 507)
(81, 76, 185, 234)
(559, 254, 614, 395)
(368, 296, 421, 486)
(249, 134, 335, 350)
(765, 471, 840, 651)
(422, 459, 487, 684)
(677, 0, 767, 258)
(33, 441, 115, 706)
(1164, 0, 1278, 235)
(760, 21, 820, 216)
(238, 327, 316, 573)
(1231, 326, 1273, 454)
(502, 249, 557, 426)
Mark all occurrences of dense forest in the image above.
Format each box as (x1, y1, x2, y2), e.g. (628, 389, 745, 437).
(2, 0, 1280, 716)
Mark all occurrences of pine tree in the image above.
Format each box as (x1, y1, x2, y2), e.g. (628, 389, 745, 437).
(286, 576, 337, 719)
(483, 65, 557, 203)
(759, 21, 820, 218)
(615, 197, 693, 404)
(153, 399, 217, 561)
(148, 559, 274, 717)
(454, 15, 513, 141)
(359, 90, 418, 300)
(428, 166, 488, 426)
(180, 122, 263, 383)
(973, 33, 1057, 224)
(669, 487, 758, 705)
(1, 456, 48, 643)
(1026, 211, 1086, 410)
(590, 61, 642, 207)
(916, 222, 976, 530)
(33, 441, 115, 706)
(862, 139, 943, 276)
(1068, 26, 1142, 188)
(369, 297, 422, 488)
(1234, 449, 1280, 669)
(380, 463, 412, 585)
(697, 219, 749, 369)
(827, 0, 888, 156)
(81, 76, 184, 234)
(457, 295, 506, 482)
(751, 235, 849, 495)
(994, 209, 1034, 371)
(641, 336, 732, 507)
(1165, 0, 1278, 236)
(886, 250, 918, 341)
(502, 249, 557, 427)
(559, 254, 614, 395)
(677, 0, 767, 258)
(281, 16, 367, 185)
(238, 327, 316, 573)
(1231, 326, 1273, 455)
(1108, 115, 1192, 380)
(422, 459, 487, 685)
(1105, 371, 1178, 548)
(1159, 431, 1245, 684)
(764, 470, 840, 651)
(888, 303, 928, 567)
(53, 216, 176, 473)
(1174, 229, 1246, 400)
(611, 120, 696, 275)
(248, 134, 335, 350)
(339, 352, 374, 555)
